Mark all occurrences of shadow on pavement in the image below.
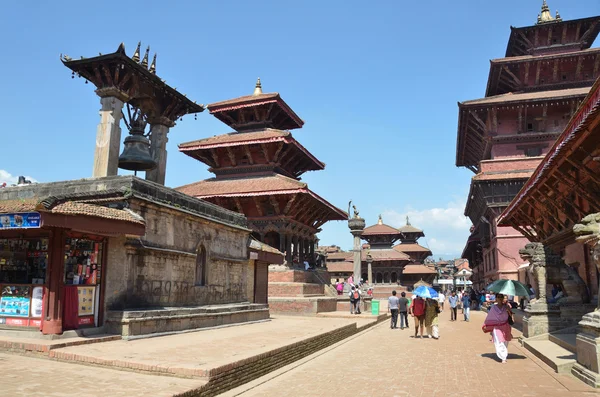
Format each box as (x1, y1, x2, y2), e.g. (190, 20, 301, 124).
(480, 352, 526, 362)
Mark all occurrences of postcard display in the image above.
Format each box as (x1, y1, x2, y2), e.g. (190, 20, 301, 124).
(64, 237, 102, 326)
(0, 238, 48, 327)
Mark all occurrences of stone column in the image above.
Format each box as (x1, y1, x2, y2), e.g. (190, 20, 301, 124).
(298, 238, 304, 265)
(292, 236, 299, 267)
(309, 239, 315, 265)
(279, 231, 285, 254)
(146, 120, 172, 185)
(367, 253, 373, 286)
(285, 234, 292, 265)
(93, 94, 124, 177)
(348, 216, 365, 284)
(572, 214, 600, 387)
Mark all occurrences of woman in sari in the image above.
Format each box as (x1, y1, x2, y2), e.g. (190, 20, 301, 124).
(483, 293, 513, 363)
(425, 298, 440, 339)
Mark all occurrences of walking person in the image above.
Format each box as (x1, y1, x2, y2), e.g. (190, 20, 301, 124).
(349, 285, 360, 314)
(388, 290, 400, 329)
(483, 293, 513, 364)
(438, 291, 445, 312)
(462, 291, 471, 321)
(425, 298, 440, 339)
(409, 295, 426, 338)
(398, 292, 410, 330)
(448, 291, 459, 321)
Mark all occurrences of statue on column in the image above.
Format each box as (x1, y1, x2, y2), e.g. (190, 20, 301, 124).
(347, 200, 360, 219)
(574, 213, 600, 310)
(519, 241, 590, 305)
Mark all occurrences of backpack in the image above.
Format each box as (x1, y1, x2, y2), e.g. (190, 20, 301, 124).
(353, 290, 359, 300)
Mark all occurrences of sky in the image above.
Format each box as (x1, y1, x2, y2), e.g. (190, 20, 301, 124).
(1, 0, 598, 258)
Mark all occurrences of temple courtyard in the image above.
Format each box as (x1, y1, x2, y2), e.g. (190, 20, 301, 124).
(0, 312, 597, 397)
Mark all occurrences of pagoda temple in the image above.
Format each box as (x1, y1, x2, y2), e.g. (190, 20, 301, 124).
(177, 80, 346, 314)
(360, 215, 410, 284)
(393, 216, 432, 263)
(177, 79, 347, 263)
(457, 2, 600, 288)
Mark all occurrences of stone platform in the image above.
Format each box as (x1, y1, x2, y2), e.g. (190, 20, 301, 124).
(105, 302, 270, 338)
(268, 268, 338, 315)
(9, 315, 383, 397)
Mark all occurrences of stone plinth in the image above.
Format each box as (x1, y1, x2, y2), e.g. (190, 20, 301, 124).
(572, 311, 600, 388)
(522, 302, 562, 338)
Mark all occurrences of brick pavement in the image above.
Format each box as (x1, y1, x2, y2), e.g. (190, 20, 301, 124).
(0, 352, 205, 396)
(221, 310, 599, 397)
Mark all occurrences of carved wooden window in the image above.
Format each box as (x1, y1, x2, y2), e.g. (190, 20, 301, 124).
(525, 147, 542, 157)
(195, 245, 207, 286)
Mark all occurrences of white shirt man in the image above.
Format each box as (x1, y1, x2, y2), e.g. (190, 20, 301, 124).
(438, 292, 445, 311)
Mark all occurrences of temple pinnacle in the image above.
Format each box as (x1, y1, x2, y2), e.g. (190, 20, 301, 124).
(253, 77, 262, 96)
(141, 46, 150, 68)
(378, 214, 383, 225)
(149, 53, 157, 74)
(406, 215, 411, 226)
(537, 0, 557, 25)
(132, 42, 141, 62)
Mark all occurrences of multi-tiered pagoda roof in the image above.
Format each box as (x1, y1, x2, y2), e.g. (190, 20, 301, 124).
(177, 80, 345, 255)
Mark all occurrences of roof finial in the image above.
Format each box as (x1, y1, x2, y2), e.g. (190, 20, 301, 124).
(141, 46, 150, 68)
(556, 10, 562, 22)
(253, 77, 262, 96)
(378, 215, 383, 225)
(116, 42, 126, 55)
(132, 42, 141, 62)
(406, 215, 411, 226)
(537, 0, 557, 24)
(149, 53, 157, 74)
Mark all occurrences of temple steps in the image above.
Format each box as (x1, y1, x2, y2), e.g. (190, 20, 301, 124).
(523, 339, 577, 373)
(548, 333, 577, 354)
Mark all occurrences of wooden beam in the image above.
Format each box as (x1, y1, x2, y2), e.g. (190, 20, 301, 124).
(564, 157, 600, 187)
(523, 63, 530, 87)
(518, 31, 534, 48)
(283, 194, 298, 215)
(269, 196, 281, 216)
(274, 143, 289, 163)
(575, 56, 584, 80)
(226, 147, 237, 167)
(525, 195, 563, 234)
(535, 62, 541, 85)
(209, 148, 221, 167)
(541, 179, 584, 222)
(101, 65, 113, 86)
(552, 59, 559, 82)
(233, 197, 245, 214)
(243, 146, 254, 165)
(580, 21, 599, 44)
(260, 143, 271, 163)
(594, 54, 600, 77)
(575, 21, 582, 41)
(535, 187, 572, 227)
(553, 167, 600, 211)
(502, 66, 522, 86)
(252, 197, 264, 217)
(92, 67, 104, 87)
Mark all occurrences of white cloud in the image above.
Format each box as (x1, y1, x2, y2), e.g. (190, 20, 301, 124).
(382, 197, 471, 258)
(0, 170, 37, 186)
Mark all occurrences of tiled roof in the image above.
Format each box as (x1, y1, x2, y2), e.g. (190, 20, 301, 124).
(208, 93, 280, 109)
(364, 249, 410, 262)
(177, 174, 306, 197)
(0, 199, 39, 213)
(362, 223, 402, 236)
(398, 224, 423, 234)
(50, 202, 145, 225)
(179, 129, 289, 149)
(461, 87, 590, 107)
(326, 252, 353, 261)
(402, 264, 437, 275)
(248, 238, 284, 256)
(393, 243, 432, 254)
(0, 198, 145, 226)
(327, 261, 354, 273)
(472, 170, 534, 181)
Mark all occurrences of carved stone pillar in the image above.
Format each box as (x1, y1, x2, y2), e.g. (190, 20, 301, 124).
(572, 214, 600, 387)
(348, 217, 365, 284)
(146, 119, 172, 185)
(93, 94, 124, 177)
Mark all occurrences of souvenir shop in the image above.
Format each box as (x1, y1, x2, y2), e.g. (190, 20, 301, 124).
(0, 209, 144, 334)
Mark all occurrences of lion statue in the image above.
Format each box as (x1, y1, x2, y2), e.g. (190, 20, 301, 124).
(519, 242, 590, 305)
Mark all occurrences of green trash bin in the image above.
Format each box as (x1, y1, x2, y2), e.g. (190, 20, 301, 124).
(371, 299, 380, 315)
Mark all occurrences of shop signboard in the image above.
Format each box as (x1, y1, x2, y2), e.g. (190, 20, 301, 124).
(0, 212, 41, 229)
(0, 285, 31, 317)
(77, 286, 95, 316)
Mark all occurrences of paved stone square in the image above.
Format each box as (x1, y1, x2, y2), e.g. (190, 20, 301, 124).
(222, 310, 598, 397)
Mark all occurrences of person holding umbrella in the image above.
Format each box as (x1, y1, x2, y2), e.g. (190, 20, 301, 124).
(483, 293, 513, 363)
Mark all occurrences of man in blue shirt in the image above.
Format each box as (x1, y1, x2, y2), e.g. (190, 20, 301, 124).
(461, 291, 471, 321)
(448, 291, 459, 321)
